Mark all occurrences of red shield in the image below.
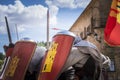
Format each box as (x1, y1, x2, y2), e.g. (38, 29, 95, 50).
(3, 41, 36, 80)
(38, 31, 75, 80)
(0, 47, 14, 80)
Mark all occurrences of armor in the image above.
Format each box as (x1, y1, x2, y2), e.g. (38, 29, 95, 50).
(0, 33, 111, 80)
(62, 36, 111, 80)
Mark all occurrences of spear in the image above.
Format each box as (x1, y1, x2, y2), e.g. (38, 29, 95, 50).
(46, 9, 49, 49)
(5, 16, 12, 44)
(15, 24, 19, 40)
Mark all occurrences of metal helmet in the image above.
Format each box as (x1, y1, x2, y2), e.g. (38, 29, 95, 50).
(20, 37, 35, 42)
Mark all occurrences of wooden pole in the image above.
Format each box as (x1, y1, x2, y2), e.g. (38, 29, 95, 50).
(5, 16, 12, 44)
(46, 9, 49, 49)
(15, 24, 19, 40)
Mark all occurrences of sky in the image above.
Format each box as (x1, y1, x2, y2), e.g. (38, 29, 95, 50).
(0, 0, 91, 53)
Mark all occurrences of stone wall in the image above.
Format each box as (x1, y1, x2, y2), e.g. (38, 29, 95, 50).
(69, 0, 111, 51)
(69, 0, 120, 80)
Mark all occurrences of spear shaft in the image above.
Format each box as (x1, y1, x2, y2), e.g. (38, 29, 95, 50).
(5, 16, 12, 44)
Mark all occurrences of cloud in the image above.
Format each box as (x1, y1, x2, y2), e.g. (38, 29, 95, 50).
(0, 0, 91, 42)
(0, 0, 58, 31)
(49, 5, 59, 25)
(45, 0, 91, 9)
(0, 0, 59, 41)
(0, 26, 7, 34)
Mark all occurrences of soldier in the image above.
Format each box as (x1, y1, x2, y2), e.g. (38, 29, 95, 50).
(25, 32, 111, 80)
(59, 36, 111, 80)
(1, 31, 110, 80)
